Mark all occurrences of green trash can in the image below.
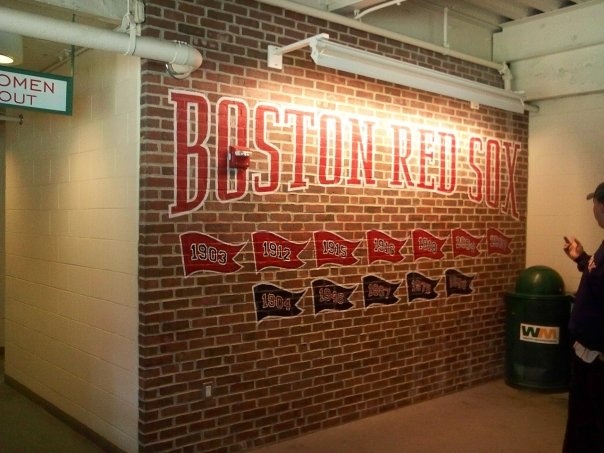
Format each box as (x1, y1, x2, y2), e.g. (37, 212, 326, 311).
(504, 265, 572, 391)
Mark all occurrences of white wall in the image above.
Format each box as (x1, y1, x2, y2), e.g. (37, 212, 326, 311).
(526, 93, 604, 292)
(4, 50, 139, 452)
(0, 122, 4, 351)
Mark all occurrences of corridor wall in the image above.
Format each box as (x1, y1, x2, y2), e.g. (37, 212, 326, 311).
(4, 50, 140, 452)
(0, 121, 4, 352)
(526, 93, 604, 290)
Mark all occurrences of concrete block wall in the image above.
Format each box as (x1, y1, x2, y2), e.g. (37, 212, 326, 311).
(526, 93, 604, 291)
(138, 1, 528, 451)
(4, 50, 140, 452)
(0, 122, 4, 352)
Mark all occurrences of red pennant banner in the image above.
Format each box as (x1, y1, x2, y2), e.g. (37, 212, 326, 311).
(487, 228, 512, 255)
(313, 230, 360, 267)
(252, 231, 307, 271)
(451, 228, 482, 257)
(412, 229, 446, 261)
(180, 232, 244, 275)
(366, 230, 406, 263)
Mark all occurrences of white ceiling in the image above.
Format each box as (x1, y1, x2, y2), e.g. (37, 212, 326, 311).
(285, 0, 599, 63)
(1, 0, 603, 103)
(291, 0, 590, 27)
(0, 0, 123, 72)
(0, 0, 593, 72)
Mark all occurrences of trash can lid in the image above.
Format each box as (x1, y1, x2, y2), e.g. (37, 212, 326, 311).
(515, 265, 565, 295)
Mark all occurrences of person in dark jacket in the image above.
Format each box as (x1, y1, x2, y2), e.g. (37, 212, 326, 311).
(562, 181, 604, 453)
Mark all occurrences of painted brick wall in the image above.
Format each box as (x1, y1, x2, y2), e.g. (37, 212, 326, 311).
(138, 1, 528, 451)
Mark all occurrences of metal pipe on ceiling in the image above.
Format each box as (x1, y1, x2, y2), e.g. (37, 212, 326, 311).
(0, 6, 202, 78)
(354, 0, 407, 21)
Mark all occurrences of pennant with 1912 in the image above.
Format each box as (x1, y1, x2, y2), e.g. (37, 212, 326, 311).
(406, 272, 440, 302)
(180, 232, 244, 276)
(363, 274, 401, 307)
(253, 283, 304, 321)
(312, 278, 356, 313)
(252, 231, 307, 271)
(445, 268, 475, 297)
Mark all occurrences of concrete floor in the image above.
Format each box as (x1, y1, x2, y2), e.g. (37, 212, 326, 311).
(252, 380, 569, 453)
(1, 353, 569, 453)
(0, 356, 104, 452)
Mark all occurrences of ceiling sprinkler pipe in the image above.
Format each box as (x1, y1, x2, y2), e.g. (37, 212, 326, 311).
(0, 6, 202, 77)
(354, 0, 406, 21)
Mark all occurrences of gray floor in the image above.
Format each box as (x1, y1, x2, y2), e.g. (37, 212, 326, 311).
(0, 357, 104, 453)
(1, 354, 569, 453)
(252, 380, 569, 453)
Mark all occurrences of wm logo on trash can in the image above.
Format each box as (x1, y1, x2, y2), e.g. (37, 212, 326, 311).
(519, 323, 560, 344)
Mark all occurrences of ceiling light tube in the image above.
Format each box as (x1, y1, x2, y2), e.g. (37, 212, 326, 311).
(266, 34, 526, 113)
(309, 38, 525, 113)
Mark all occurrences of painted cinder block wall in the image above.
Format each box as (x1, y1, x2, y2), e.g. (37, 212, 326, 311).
(4, 50, 140, 452)
(0, 122, 4, 352)
(526, 93, 604, 291)
(138, 1, 528, 451)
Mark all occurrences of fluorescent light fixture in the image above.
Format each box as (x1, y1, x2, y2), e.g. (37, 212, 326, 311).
(0, 31, 23, 65)
(268, 34, 526, 113)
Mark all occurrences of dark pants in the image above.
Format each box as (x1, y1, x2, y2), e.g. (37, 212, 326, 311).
(563, 353, 604, 453)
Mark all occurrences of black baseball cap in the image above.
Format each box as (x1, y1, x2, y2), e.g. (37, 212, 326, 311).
(587, 182, 604, 202)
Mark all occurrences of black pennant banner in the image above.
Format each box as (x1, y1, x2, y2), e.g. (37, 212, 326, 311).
(445, 269, 475, 296)
(312, 279, 355, 313)
(253, 283, 304, 321)
(406, 272, 440, 302)
(362, 274, 401, 307)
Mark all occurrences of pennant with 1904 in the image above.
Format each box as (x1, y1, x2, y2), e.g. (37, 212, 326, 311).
(253, 283, 305, 322)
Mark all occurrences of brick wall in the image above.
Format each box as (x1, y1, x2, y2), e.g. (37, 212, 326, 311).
(138, 1, 528, 451)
